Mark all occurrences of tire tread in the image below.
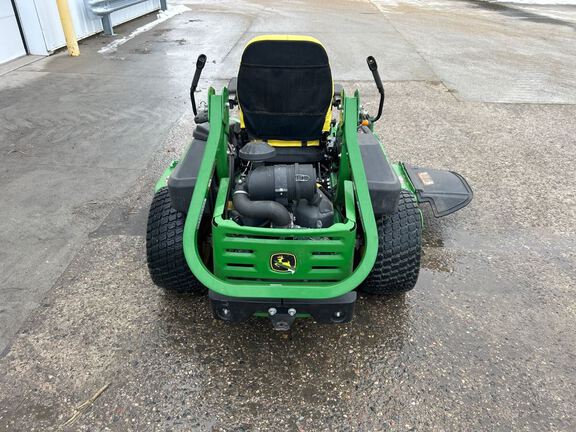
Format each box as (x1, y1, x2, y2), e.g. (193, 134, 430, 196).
(361, 190, 422, 295)
(146, 188, 206, 294)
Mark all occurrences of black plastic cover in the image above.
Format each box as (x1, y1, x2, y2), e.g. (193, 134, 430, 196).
(404, 164, 473, 217)
(193, 122, 209, 140)
(247, 164, 316, 202)
(239, 141, 277, 162)
(167, 131, 208, 213)
(293, 190, 334, 228)
(267, 146, 325, 163)
(357, 127, 401, 216)
(209, 290, 356, 324)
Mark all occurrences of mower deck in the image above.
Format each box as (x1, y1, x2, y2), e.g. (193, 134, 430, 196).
(403, 164, 473, 217)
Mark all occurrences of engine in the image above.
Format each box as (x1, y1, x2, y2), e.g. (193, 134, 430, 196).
(230, 143, 334, 229)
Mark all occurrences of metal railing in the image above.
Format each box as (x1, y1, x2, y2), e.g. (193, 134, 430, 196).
(85, 0, 167, 35)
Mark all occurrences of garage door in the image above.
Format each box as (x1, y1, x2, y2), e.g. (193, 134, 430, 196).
(0, 0, 26, 64)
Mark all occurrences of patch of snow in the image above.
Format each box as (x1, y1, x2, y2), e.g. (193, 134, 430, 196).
(98, 5, 190, 55)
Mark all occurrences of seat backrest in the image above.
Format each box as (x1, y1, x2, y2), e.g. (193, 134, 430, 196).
(237, 35, 333, 145)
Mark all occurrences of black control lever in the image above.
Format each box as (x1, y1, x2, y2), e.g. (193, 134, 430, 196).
(190, 54, 207, 116)
(366, 56, 385, 123)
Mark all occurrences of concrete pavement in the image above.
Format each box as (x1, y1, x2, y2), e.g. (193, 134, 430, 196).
(0, 0, 575, 430)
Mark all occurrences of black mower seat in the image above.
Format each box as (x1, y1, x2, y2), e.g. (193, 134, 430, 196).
(236, 35, 333, 147)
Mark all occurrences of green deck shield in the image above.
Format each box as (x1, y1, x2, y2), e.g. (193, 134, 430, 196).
(154, 160, 178, 193)
(181, 88, 378, 299)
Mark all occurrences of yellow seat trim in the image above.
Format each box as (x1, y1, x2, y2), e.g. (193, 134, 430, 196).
(246, 34, 326, 46)
(268, 140, 320, 147)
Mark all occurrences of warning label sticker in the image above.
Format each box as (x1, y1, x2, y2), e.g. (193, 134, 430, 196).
(417, 171, 434, 186)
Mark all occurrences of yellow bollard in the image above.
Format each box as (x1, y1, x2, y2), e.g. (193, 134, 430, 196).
(56, 0, 80, 57)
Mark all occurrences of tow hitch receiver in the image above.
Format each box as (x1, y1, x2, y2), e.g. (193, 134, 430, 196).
(268, 307, 296, 331)
(209, 291, 357, 330)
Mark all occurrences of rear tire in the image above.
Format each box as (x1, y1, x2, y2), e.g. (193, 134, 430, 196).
(361, 190, 422, 295)
(146, 188, 206, 294)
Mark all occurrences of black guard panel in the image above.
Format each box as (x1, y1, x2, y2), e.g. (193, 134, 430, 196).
(167, 123, 209, 213)
(209, 290, 356, 325)
(357, 127, 401, 216)
(403, 164, 473, 217)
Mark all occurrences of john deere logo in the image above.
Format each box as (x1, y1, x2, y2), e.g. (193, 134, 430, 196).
(270, 253, 296, 274)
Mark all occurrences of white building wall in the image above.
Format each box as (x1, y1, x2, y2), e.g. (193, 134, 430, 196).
(0, 0, 27, 62)
(14, 0, 162, 55)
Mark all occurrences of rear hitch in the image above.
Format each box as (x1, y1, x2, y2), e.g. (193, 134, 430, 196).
(268, 307, 296, 331)
(208, 291, 357, 328)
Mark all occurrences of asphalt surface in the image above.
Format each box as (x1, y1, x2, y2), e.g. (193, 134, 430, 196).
(1, 0, 575, 430)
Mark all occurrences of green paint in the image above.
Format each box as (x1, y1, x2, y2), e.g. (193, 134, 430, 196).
(154, 160, 178, 192)
(212, 177, 357, 284)
(392, 163, 424, 226)
(174, 88, 378, 299)
(392, 162, 416, 194)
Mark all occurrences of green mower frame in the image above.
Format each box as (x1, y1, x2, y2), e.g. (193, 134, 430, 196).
(147, 37, 472, 330)
(155, 89, 381, 299)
